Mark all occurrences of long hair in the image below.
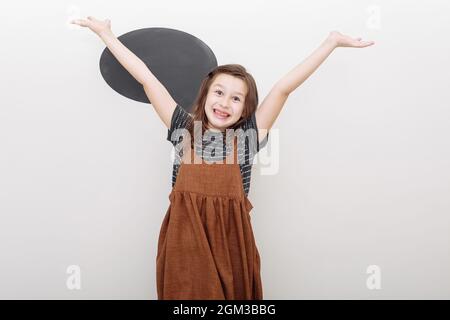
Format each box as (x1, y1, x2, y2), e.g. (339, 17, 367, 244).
(184, 64, 259, 149)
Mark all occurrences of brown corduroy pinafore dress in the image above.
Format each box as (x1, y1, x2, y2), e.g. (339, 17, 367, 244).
(156, 136, 263, 300)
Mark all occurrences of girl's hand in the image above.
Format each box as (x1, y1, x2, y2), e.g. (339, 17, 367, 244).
(70, 16, 113, 37)
(328, 31, 375, 48)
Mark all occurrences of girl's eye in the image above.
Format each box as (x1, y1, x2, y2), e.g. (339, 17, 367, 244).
(215, 90, 241, 102)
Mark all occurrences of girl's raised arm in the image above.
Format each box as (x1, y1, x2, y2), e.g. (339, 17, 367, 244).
(255, 31, 375, 142)
(71, 16, 177, 129)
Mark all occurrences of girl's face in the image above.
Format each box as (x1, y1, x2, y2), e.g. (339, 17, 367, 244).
(204, 73, 248, 132)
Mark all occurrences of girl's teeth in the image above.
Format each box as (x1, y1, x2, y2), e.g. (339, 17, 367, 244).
(214, 109, 229, 117)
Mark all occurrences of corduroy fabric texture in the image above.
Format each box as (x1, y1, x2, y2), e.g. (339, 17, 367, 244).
(157, 137, 263, 300)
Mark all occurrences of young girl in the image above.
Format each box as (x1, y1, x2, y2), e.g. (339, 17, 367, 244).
(71, 16, 374, 300)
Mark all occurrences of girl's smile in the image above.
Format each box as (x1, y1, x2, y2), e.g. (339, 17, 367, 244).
(213, 107, 231, 119)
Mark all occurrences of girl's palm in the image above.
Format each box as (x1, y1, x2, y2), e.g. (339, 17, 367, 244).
(329, 31, 375, 48)
(71, 16, 112, 36)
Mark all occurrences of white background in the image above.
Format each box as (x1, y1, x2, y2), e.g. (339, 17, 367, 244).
(1, 0, 449, 299)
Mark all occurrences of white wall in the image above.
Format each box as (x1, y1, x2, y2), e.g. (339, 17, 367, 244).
(1, 0, 449, 299)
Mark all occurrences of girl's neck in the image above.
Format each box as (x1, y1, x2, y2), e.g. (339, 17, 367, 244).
(206, 122, 226, 133)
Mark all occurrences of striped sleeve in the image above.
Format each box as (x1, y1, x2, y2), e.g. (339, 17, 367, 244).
(166, 104, 192, 145)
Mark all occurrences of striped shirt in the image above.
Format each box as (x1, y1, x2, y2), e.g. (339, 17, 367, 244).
(167, 104, 269, 196)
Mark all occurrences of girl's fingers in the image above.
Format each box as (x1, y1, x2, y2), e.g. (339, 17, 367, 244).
(71, 19, 87, 26)
(358, 41, 374, 47)
(87, 16, 100, 22)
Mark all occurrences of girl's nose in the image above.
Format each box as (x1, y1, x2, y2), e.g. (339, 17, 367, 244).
(219, 99, 232, 108)
(218, 103, 231, 112)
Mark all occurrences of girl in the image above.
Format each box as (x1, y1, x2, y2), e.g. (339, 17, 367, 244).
(71, 16, 374, 300)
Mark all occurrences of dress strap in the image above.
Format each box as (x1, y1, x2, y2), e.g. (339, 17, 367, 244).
(226, 136, 238, 165)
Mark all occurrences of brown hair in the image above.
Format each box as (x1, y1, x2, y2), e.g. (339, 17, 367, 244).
(184, 64, 259, 149)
